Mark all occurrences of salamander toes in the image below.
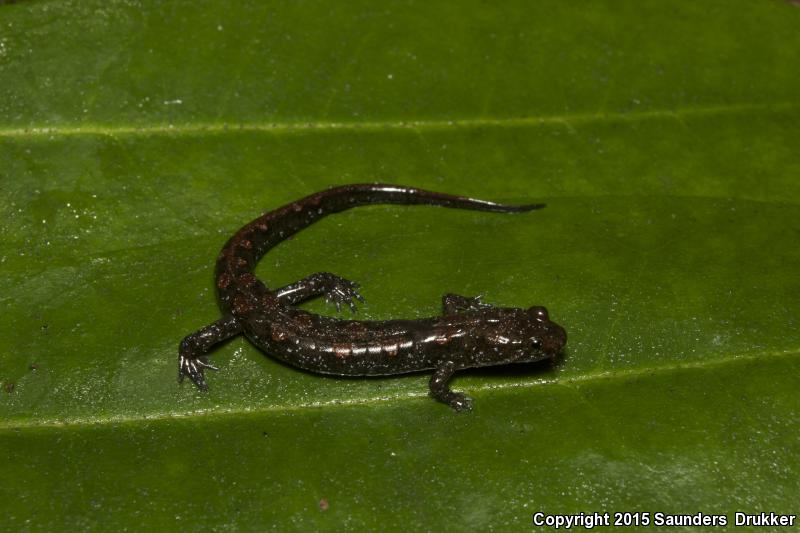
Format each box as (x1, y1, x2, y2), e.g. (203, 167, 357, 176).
(324, 279, 366, 314)
(178, 355, 217, 391)
(197, 357, 219, 372)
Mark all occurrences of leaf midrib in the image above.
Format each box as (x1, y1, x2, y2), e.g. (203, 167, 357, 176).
(1, 347, 796, 431)
(1, 101, 797, 139)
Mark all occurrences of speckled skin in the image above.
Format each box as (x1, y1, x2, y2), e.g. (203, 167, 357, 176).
(179, 183, 567, 410)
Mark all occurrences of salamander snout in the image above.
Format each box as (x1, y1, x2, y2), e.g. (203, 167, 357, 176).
(545, 321, 567, 354)
(526, 306, 567, 356)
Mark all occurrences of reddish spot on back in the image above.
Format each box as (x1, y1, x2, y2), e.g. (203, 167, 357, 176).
(271, 326, 288, 342)
(293, 313, 314, 327)
(232, 294, 254, 315)
(238, 273, 257, 287)
(217, 273, 231, 289)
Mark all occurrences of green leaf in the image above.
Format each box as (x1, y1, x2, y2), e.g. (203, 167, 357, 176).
(2, 0, 799, 529)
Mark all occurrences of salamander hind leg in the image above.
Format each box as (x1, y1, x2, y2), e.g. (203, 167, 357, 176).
(274, 272, 365, 312)
(429, 361, 473, 412)
(442, 293, 492, 315)
(178, 314, 242, 390)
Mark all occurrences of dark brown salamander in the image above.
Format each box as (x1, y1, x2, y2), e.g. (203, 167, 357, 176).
(179, 184, 566, 411)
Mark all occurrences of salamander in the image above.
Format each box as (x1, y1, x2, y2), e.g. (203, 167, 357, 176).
(178, 183, 567, 411)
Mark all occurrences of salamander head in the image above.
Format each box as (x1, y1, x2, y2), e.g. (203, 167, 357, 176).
(481, 306, 566, 364)
(519, 306, 567, 361)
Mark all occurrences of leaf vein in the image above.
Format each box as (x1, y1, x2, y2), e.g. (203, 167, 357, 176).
(1, 347, 795, 431)
(1, 102, 797, 139)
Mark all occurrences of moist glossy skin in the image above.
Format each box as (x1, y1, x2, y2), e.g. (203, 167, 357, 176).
(179, 183, 567, 411)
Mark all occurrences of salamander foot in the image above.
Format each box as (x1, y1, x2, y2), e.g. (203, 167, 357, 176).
(429, 361, 473, 412)
(177, 315, 241, 391)
(274, 272, 366, 313)
(178, 354, 219, 391)
(323, 276, 366, 313)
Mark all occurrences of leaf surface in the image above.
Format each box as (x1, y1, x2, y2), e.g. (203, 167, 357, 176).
(1, 0, 799, 529)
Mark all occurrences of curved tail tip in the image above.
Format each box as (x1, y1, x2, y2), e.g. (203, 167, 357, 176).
(518, 203, 547, 211)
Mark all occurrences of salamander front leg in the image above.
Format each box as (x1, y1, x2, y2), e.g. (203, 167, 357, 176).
(429, 361, 473, 412)
(178, 314, 242, 390)
(274, 272, 365, 312)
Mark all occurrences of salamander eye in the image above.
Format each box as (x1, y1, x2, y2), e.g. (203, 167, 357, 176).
(528, 306, 549, 322)
(531, 338, 543, 350)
